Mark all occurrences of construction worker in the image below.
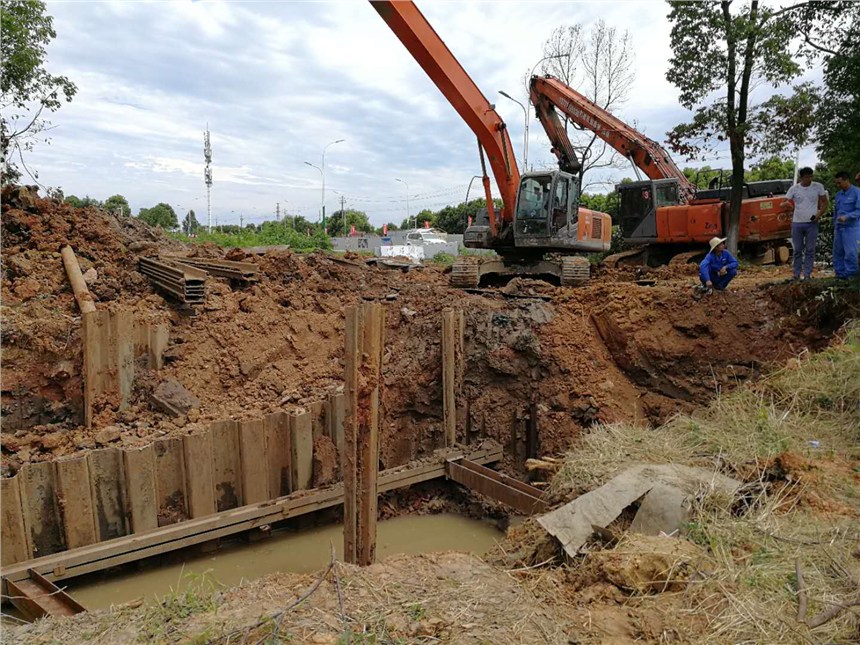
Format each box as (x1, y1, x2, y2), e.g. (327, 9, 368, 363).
(833, 171, 860, 280)
(695, 237, 738, 296)
(781, 167, 829, 280)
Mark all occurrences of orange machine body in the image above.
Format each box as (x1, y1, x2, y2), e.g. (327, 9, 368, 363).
(656, 196, 790, 243)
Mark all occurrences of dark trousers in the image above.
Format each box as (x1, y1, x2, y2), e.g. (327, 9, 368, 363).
(700, 267, 737, 290)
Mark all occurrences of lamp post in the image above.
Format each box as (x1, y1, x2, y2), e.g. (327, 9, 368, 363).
(321, 138, 345, 227)
(303, 161, 323, 221)
(502, 54, 566, 173)
(498, 91, 528, 171)
(395, 178, 411, 229)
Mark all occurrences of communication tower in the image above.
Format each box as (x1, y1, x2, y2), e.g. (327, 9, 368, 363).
(204, 126, 213, 232)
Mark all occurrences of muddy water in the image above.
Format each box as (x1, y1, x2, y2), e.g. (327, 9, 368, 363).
(64, 514, 502, 611)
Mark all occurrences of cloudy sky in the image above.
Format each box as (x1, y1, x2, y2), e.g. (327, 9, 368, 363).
(26, 0, 816, 227)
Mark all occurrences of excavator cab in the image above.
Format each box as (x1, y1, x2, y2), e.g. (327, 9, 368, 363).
(513, 170, 580, 247)
(616, 178, 682, 241)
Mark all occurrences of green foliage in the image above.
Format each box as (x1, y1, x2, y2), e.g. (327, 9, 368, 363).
(327, 208, 372, 237)
(1, 0, 77, 183)
(182, 209, 200, 235)
(429, 252, 456, 266)
(172, 219, 332, 252)
(810, 5, 860, 173)
(64, 194, 102, 209)
(138, 202, 179, 230)
(744, 156, 795, 183)
(664, 0, 830, 253)
(103, 194, 130, 217)
(579, 191, 620, 218)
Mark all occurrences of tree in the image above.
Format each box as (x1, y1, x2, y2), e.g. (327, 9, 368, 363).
(138, 203, 178, 229)
(664, 1, 847, 254)
(1, 0, 77, 185)
(744, 156, 795, 183)
(793, 3, 860, 173)
(103, 194, 130, 217)
(326, 208, 372, 237)
(182, 209, 200, 235)
(64, 194, 102, 208)
(540, 20, 635, 190)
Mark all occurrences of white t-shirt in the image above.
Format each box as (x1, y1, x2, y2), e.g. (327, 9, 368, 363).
(785, 181, 828, 223)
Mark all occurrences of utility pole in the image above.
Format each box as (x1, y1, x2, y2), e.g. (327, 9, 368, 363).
(276, 202, 280, 220)
(240, 214, 244, 228)
(204, 126, 213, 232)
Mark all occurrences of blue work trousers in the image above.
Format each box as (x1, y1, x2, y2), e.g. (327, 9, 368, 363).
(791, 222, 818, 278)
(700, 266, 737, 290)
(833, 224, 860, 279)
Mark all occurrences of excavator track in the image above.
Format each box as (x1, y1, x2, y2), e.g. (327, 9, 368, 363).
(603, 247, 648, 268)
(560, 256, 590, 287)
(668, 250, 705, 267)
(450, 259, 480, 288)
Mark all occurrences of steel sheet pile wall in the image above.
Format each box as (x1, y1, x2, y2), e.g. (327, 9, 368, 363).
(0, 392, 345, 567)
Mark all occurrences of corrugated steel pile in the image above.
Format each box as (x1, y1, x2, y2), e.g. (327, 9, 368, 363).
(138, 256, 260, 305)
(138, 257, 208, 305)
(165, 256, 258, 282)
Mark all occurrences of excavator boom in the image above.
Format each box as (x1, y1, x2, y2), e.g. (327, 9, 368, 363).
(370, 0, 520, 232)
(530, 76, 696, 201)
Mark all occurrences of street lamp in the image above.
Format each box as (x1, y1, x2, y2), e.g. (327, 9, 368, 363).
(304, 161, 323, 221)
(321, 138, 345, 227)
(498, 91, 528, 171)
(502, 54, 566, 173)
(395, 178, 411, 229)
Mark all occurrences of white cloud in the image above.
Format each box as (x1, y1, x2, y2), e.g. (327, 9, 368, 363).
(25, 1, 812, 226)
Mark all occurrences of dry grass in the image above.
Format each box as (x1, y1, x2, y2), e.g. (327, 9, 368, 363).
(546, 321, 860, 644)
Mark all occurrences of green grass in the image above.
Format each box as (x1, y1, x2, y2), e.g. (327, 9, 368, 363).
(170, 222, 332, 252)
(548, 322, 860, 643)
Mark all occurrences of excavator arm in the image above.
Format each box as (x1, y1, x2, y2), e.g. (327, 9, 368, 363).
(529, 76, 696, 201)
(370, 1, 520, 235)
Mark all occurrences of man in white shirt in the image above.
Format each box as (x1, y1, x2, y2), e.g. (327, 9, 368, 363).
(780, 167, 829, 280)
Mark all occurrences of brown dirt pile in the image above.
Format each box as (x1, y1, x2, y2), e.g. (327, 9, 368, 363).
(3, 188, 857, 477)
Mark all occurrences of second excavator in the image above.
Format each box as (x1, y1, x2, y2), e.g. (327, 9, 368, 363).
(529, 75, 793, 267)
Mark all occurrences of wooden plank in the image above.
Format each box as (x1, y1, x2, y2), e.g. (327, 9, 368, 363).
(328, 393, 345, 466)
(183, 431, 215, 519)
(153, 437, 188, 526)
(309, 400, 326, 440)
(55, 457, 97, 550)
(211, 419, 243, 511)
(0, 444, 502, 586)
(133, 318, 149, 357)
(238, 418, 268, 504)
(265, 411, 291, 497)
(290, 412, 313, 491)
(114, 309, 135, 411)
(123, 445, 158, 533)
(82, 310, 107, 428)
(343, 303, 384, 566)
(88, 448, 128, 541)
(19, 462, 64, 558)
(1, 476, 30, 565)
(148, 322, 169, 370)
(442, 308, 463, 448)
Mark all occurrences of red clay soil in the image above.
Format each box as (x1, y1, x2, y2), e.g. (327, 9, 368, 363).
(2, 189, 857, 476)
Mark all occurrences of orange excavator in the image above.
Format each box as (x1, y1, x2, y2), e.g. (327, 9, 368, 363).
(370, 1, 612, 287)
(529, 76, 793, 267)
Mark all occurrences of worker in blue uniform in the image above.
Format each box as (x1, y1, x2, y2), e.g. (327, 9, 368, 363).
(833, 171, 860, 280)
(696, 236, 738, 296)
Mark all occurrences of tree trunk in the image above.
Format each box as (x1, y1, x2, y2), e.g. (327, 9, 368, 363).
(727, 132, 745, 255)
